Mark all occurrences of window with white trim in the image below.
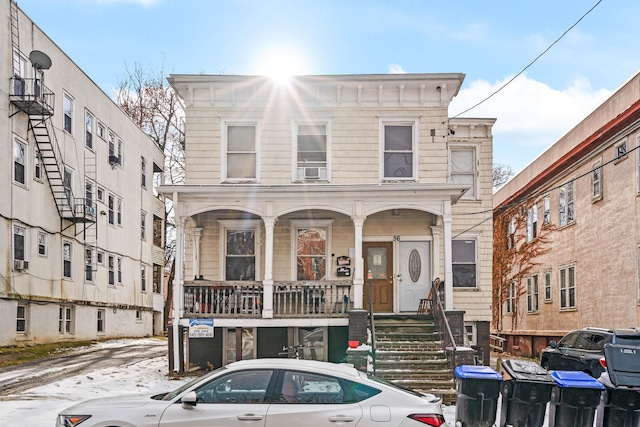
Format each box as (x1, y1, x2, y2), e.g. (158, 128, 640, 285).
(117, 198, 123, 226)
(17, 304, 27, 333)
(12, 50, 26, 94)
(141, 157, 147, 188)
(292, 220, 332, 280)
(544, 270, 552, 301)
(382, 123, 415, 180)
(222, 221, 259, 281)
(592, 162, 602, 201)
(59, 306, 74, 334)
(14, 137, 26, 185)
(85, 248, 94, 282)
(34, 150, 42, 181)
(506, 282, 515, 314)
(63, 93, 73, 134)
(543, 195, 550, 224)
(117, 257, 122, 284)
(117, 138, 123, 166)
(85, 179, 94, 215)
(38, 231, 47, 257)
(527, 275, 539, 313)
(97, 251, 104, 265)
(85, 110, 94, 149)
(559, 180, 574, 227)
(452, 239, 477, 288)
(141, 266, 147, 292)
(63, 241, 72, 279)
(224, 124, 257, 180)
(526, 205, 538, 242)
(97, 121, 105, 140)
(506, 218, 515, 250)
(108, 194, 115, 225)
(13, 225, 26, 263)
(97, 309, 105, 333)
(450, 148, 476, 199)
(108, 255, 115, 285)
(141, 211, 146, 241)
(296, 123, 328, 181)
(559, 264, 576, 309)
(616, 138, 628, 161)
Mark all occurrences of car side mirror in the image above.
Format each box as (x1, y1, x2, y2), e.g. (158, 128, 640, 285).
(549, 341, 558, 349)
(181, 391, 198, 408)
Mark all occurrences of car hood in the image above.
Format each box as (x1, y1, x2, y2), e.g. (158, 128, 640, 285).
(59, 392, 160, 413)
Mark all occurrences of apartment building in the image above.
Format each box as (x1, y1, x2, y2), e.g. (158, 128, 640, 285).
(161, 73, 495, 369)
(1, 0, 165, 346)
(493, 70, 640, 356)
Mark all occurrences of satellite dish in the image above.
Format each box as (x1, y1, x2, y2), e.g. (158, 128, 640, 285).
(29, 50, 52, 70)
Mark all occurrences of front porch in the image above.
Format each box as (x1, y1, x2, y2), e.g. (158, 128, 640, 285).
(184, 279, 353, 318)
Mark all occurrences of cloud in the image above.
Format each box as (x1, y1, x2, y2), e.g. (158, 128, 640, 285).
(389, 64, 407, 74)
(450, 74, 611, 170)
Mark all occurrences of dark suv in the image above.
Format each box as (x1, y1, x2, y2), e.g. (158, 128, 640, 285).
(540, 327, 640, 378)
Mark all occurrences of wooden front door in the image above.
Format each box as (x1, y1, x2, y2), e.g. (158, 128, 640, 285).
(363, 242, 393, 312)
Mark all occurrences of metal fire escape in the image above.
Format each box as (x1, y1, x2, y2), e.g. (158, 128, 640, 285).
(9, 0, 98, 273)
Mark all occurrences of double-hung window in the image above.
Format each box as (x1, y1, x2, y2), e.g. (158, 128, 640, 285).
(141, 157, 147, 188)
(38, 231, 47, 257)
(296, 123, 328, 181)
(526, 205, 538, 242)
(117, 198, 122, 226)
(117, 257, 122, 284)
(108, 255, 115, 285)
(543, 195, 550, 224)
(85, 111, 94, 149)
(108, 194, 115, 225)
(12, 50, 26, 97)
(13, 225, 26, 262)
(592, 162, 602, 201)
(527, 275, 539, 313)
(34, 150, 42, 181)
(506, 282, 515, 314)
(451, 148, 476, 199)
(85, 179, 94, 215)
(141, 211, 146, 240)
(222, 221, 259, 281)
(293, 220, 332, 280)
(559, 181, 574, 227)
(225, 124, 257, 180)
(59, 306, 73, 334)
(97, 309, 105, 333)
(382, 122, 415, 180)
(544, 270, 552, 301)
(85, 248, 94, 282)
(559, 265, 576, 309)
(17, 304, 27, 333)
(141, 266, 147, 292)
(63, 93, 73, 134)
(452, 239, 477, 288)
(63, 241, 72, 279)
(14, 137, 26, 185)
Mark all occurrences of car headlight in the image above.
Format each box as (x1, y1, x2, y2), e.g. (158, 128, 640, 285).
(57, 415, 91, 426)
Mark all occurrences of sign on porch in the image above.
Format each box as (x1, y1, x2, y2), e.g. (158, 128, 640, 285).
(189, 318, 214, 338)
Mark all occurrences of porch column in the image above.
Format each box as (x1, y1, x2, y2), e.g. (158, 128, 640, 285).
(172, 197, 185, 372)
(430, 224, 442, 281)
(352, 216, 365, 310)
(192, 227, 203, 279)
(443, 202, 453, 310)
(262, 216, 275, 318)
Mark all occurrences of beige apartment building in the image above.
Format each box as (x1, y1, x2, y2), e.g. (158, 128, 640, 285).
(493, 70, 640, 357)
(1, 0, 165, 346)
(161, 73, 495, 369)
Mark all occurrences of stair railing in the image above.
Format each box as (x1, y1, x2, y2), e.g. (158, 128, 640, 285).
(429, 278, 458, 368)
(367, 280, 377, 375)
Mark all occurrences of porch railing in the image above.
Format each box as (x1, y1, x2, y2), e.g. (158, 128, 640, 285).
(429, 279, 458, 367)
(184, 280, 352, 318)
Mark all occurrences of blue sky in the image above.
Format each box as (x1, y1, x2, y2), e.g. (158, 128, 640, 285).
(18, 0, 640, 174)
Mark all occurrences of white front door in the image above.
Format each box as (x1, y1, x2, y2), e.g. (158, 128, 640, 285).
(398, 241, 431, 312)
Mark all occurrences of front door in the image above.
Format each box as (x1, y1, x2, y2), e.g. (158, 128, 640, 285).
(398, 241, 431, 312)
(363, 242, 393, 312)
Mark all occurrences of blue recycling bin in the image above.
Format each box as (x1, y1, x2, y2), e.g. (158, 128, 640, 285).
(454, 365, 503, 427)
(548, 370, 604, 427)
(499, 359, 553, 427)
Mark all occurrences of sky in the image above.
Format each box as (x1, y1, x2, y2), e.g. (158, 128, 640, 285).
(16, 0, 640, 175)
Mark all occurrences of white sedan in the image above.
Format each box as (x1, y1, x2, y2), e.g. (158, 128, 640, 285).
(56, 358, 448, 427)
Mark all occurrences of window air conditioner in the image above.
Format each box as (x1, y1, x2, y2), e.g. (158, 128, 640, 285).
(109, 155, 120, 166)
(304, 167, 320, 179)
(14, 260, 28, 271)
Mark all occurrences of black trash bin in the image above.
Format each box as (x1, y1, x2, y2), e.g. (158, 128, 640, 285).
(454, 365, 503, 427)
(499, 359, 553, 427)
(596, 343, 640, 427)
(547, 370, 603, 427)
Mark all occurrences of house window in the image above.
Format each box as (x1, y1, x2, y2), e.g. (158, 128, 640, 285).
(141, 157, 147, 188)
(59, 306, 73, 334)
(97, 186, 105, 203)
(153, 264, 162, 293)
(85, 179, 94, 214)
(136, 310, 142, 321)
(559, 180, 574, 227)
(63, 167, 73, 208)
(108, 255, 115, 285)
(38, 231, 47, 257)
(225, 124, 257, 180)
(559, 265, 576, 309)
(13, 225, 26, 262)
(97, 309, 105, 333)
(545, 270, 552, 301)
(17, 304, 27, 333)
(85, 248, 93, 282)
(141, 266, 147, 292)
(506, 218, 515, 250)
(63, 94, 73, 134)
(85, 111, 94, 149)
(452, 239, 477, 288)
(63, 241, 72, 279)
(117, 139, 123, 166)
(12, 50, 26, 85)
(97, 121, 105, 140)
(506, 282, 515, 314)
(543, 195, 550, 224)
(14, 138, 26, 185)
(225, 229, 256, 281)
(451, 148, 476, 199)
(117, 198, 122, 225)
(117, 257, 122, 284)
(153, 215, 163, 247)
(592, 163, 602, 201)
(383, 124, 414, 179)
(141, 211, 146, 240)
(296, 123, 327, 181)
(97, 251, 104, 265)
(295, 223, 330, 281)
(108, 132, 115, 158)
(527, 275, 539, 313)
(34, 150, 42, 181)
(526, 205, 538, 242)
(108, 194, 115, 225)
(616, 139, 628, 161)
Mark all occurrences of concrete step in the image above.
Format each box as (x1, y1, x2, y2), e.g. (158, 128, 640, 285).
(375, 350, 446, 360)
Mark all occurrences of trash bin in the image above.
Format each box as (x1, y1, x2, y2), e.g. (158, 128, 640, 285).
(596, 343, 640, 427)
(499, 359, 553, 427)
(547, 370, 603, 427)
(453, 365, 502, 427)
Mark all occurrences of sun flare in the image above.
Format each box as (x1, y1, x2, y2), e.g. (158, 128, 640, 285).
(257, 47, 307, 83)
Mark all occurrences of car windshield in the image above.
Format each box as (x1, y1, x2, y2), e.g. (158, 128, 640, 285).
(159, 367, 227, 401)
(362, 371, 425, 398)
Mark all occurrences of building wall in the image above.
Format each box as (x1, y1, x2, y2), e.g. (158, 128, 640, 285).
(0, 2, 164, 346)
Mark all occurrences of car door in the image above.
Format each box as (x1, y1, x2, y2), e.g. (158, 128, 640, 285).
(265, 370, 362, 427)
(160, 369, 275, 427)
(562, 332, 592, 371)
(548, 331, 579, 370)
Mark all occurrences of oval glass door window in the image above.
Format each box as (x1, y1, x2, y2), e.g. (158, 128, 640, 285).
(408, 248, 421, 283)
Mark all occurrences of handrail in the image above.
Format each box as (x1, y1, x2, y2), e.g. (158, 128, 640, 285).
(429, 278, 458, 367)
(367, 280, 376, 375)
